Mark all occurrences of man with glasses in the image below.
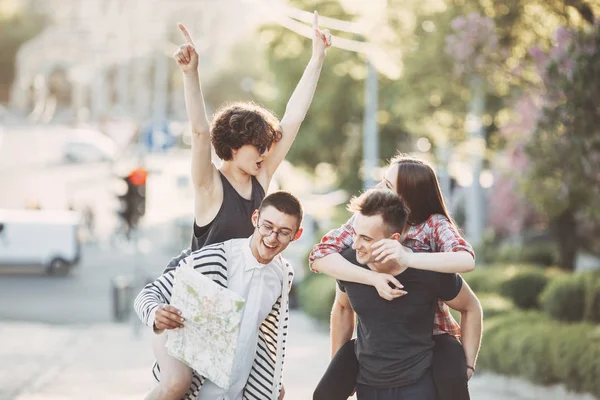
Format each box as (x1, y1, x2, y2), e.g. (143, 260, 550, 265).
(134, 191, 303, 400)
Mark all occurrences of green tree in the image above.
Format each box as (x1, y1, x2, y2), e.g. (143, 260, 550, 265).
(255, 0, 598, 195)
(0, 5, 47, 103)
(257, 1, 391, 194)
(522, 24, 600, 270)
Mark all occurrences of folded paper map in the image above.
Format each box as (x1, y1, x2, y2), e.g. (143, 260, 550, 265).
(166, 264, 245, 389)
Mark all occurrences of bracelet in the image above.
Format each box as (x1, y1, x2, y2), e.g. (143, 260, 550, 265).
(467, 365, 476, 372)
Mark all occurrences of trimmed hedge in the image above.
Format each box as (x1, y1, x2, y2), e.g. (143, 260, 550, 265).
(483, 241, 559, 266)
(479, 311, 600, 397)
(463, 264, 560, 296)
(540, 274, 586, 322)
(298, 274, 336, 323)
(584, 279, 600, 323)
(462, 265, 509, 293)
(479, 293, 515, 319)
(500, 269, 549, 309)
(540, 269, 600, 323)
(583, 270, 600, 324)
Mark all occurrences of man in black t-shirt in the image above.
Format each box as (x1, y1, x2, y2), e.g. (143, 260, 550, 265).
(332, 189, 482, 400)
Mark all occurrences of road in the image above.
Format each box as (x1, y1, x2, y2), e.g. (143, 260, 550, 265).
(0, 240, 173, 324)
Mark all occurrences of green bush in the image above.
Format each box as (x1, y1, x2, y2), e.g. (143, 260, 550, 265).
(478, 293, 514, 319)
(463, 263, 553, 295)
(482, 240, 559, 267)
(500, 269, 549, 309)
(298, 274, 336, 323)
(582, 270, 600, 324)
(520, 242, 560, 266)
(448, 293, 514, 323)
(540, 275, 586, 322)
(478, 311, 600, 397)
(462, 266, 506, 293)
(584, 279, 600, 323)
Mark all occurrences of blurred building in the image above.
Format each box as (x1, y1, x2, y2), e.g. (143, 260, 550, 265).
(10, 0, 264, 124)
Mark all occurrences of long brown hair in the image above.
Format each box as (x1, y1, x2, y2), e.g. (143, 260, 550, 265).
(390, 154, 455, 227)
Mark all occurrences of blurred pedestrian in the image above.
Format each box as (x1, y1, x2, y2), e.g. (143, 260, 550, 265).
(82, 205, 96, 242)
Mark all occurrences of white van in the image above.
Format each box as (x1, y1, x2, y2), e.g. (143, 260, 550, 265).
(0, 209, 81, 275)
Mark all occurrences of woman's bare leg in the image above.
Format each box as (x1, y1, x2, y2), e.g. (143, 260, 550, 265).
(145, 333, 193, 400)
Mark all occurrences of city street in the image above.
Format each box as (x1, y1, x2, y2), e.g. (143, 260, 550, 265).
(0, 240, 171, 324)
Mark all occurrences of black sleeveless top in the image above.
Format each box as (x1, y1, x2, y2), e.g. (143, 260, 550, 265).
(191, 171, 265, 251)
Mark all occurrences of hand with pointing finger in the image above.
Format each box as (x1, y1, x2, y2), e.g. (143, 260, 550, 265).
(312, 11, 332, 59)
(174, 23, 199, 75)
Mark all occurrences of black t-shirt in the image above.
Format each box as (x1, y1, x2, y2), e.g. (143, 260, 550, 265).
(337, 248, 463, 388)
(191, 171, 265, 251)
(164, 172, 265, 271)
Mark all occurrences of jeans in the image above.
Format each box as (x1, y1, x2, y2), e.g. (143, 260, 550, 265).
(313, 334, 470, 400)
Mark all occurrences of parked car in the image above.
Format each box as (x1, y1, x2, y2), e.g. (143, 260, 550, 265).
(0, 209, 81, 275)
(62, 129, 118, 163)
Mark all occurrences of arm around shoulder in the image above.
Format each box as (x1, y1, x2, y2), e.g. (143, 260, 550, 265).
(308, 215, 356, 271)
(407, 250, 475, 273)
(405, 214, 475, 273)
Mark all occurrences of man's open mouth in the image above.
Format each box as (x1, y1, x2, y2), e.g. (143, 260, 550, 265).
(263, 241, 277, 249)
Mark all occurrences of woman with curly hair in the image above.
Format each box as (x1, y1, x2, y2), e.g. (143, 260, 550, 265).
(138, 13, 332, 400)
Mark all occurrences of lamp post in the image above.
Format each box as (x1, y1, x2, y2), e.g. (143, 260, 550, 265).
(445, 12, 499, 248)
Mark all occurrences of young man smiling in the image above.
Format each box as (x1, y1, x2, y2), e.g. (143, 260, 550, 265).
(134, 191, 303, 400)
(327, 189, 482, 400)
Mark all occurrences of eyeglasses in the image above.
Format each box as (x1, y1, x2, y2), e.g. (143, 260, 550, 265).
(256, 222, 294, 244)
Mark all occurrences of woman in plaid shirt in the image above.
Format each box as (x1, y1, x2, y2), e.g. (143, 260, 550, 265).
(311, 154, 476, 400)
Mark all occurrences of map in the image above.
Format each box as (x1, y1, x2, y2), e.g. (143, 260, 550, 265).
(166, 264, 245, 389)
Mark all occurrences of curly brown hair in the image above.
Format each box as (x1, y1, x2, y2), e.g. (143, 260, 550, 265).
(211, 102, 282, 160)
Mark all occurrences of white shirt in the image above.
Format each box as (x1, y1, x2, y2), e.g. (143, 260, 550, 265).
(198, 237, 284, 400)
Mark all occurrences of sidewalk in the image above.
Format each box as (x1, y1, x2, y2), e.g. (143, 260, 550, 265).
(2, 312, 596, 400)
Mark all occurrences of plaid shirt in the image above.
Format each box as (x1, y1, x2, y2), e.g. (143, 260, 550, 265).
(309, 213, 475, 338)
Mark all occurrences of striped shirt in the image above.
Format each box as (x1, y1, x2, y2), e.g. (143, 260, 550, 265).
(134, 239, 294, 400)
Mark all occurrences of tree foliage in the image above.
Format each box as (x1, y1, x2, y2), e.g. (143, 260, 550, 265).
(256, 1, 475, 193)
(521, 24, 600, 269)
(246, 0, 598, 199)
(256, 1, 397, 194)
(524, 25, 600, 219)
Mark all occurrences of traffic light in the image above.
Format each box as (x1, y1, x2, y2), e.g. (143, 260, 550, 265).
(117, 168, 147, 230)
